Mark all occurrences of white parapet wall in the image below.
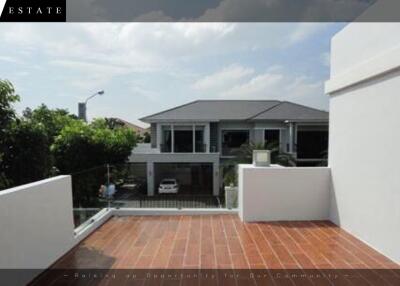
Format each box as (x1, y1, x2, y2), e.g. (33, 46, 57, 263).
(326, 22, 400, 264)
(238, 164, 331, 222)
(0, 176, 84, 285)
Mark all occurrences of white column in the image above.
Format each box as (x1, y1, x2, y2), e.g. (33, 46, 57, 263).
(205, 123, 210, 153)
(289, 123, 294, 153)
(192, 124, 196, 153)
(171, 124, 174, 153)
(156, 124, 162, 150)
(147, 162, 154, 196)
(213, 162, 220, 196)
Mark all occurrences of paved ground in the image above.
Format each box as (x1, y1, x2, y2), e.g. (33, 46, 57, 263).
(32, 215, 399, 285)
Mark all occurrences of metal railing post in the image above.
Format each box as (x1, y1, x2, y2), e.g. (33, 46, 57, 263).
(107, 164, 111, 209)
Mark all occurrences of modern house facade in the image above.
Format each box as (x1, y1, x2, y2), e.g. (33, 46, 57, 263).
(129, 100, 329, 196)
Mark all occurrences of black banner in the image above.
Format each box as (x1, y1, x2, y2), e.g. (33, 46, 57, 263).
(0, 0, 66, 22)
(0, 0, 399, 22)
(1, 269, 396, 285)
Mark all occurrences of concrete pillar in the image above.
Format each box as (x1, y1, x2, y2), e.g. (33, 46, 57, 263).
(213, 162, 220, 196)
(289, 123, 294, 153)
(205, 123, 210, 153)
(147, 162, 154, 196)
(156, 124, 162, 150)
(171, 124, 174, 153)
(192, 124, 196, 153)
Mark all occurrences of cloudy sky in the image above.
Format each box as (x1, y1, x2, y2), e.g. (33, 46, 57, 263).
(0, 23, 345, 127)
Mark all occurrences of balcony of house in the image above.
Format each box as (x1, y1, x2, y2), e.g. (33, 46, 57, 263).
(159, 124, 212, 154)
(1, 165, 399, 286)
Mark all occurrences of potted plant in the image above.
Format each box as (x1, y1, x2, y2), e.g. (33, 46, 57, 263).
(223, 168, 238, 209)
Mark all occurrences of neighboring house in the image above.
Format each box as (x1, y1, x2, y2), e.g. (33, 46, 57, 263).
(108, 117, 149, 136)
(129, 100, 328, 196)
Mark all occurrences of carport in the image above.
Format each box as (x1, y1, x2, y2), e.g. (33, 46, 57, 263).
(154, 163, 213, 195)
(129, 152, 220, 197)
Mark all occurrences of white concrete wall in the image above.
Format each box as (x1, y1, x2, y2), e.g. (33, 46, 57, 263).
(238, 165, 330, 222)
(0, 176, 76, 285)
(327, 22, 400, 263)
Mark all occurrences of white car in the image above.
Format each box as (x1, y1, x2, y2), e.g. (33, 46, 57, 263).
(158, 179, 179, 194)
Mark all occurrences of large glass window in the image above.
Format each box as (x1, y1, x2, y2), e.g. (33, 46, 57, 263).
(161, 126, 172, 152)
(195, 126, 205, 152)
(297, 130, 328, 159)
(264, 129, 280, 147)
(222, 130, 249, 156)
(174, 126, 193, 153)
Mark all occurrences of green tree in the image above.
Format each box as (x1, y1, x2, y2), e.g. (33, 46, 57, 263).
(51, 118, 137, 207)
(23, 104, 77, 144)
(2, 120, 51, 187)
(0, 80, 20, 189)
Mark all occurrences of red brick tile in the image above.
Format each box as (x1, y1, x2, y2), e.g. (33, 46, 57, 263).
(50, 215, 399, 274)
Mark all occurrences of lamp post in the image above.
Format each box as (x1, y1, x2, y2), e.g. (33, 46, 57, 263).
(78, 90, 104, 122)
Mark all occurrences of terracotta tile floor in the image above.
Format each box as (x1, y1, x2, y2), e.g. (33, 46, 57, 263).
(53, 215, 398, 270)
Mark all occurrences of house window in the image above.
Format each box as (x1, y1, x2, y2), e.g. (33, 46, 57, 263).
(174, 125, 193, 153)
(264, 129, 280, 148)
(222, 130, 249, 156)
(297, 130, 328, 159)
(195, 126, 205, 153)
(161, 126, 172, 152)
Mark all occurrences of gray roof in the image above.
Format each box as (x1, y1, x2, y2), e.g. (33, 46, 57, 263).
(250, 101, 329, 121)
(140, 100, 328, 123)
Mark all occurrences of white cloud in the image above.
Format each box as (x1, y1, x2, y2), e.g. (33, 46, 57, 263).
(192, 64, 254, 91)
(194, 66, 327, 109)
(0, 22, 332, 120)
(0, 56, 20, 63)
(197, 0, 369, 22)
(220, 72, 284, 99)
(48, 59, 131, 92)
(288, 23, 329, 45)
(321, 51, 331, 67)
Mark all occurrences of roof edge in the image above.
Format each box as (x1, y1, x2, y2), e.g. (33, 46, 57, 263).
(139, 100, 199, 123)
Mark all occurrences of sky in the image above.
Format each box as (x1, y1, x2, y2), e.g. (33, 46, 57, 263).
(0, 23, 345, 127)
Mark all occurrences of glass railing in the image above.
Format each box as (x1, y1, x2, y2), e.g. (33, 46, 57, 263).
(72, 162, 233, 228)
(71, 165, 110, 228)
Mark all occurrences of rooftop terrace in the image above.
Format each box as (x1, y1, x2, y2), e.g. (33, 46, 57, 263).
(32, 215, 399, 285)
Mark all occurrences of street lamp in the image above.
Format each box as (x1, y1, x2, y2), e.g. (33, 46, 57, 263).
(78, 90, 104, 122)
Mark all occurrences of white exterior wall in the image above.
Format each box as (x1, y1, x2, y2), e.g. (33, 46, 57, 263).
(0, 176, 112, 285)
(238, 165, 330, 222)
(0, 176, 75, 285)
(327, 23, 400, 263)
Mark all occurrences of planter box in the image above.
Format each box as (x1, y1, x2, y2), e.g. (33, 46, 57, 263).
(225, 186, 238, 209)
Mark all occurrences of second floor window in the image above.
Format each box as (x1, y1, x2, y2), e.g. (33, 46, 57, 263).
(264, 129, 280, 147)
(222, 130, 249, 156)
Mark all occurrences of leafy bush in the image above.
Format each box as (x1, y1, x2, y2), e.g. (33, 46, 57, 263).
(0, 79, 138, 194)
(52, 119, 137, 173)
(2, 120, 51, 187)
(0, 80, 20, 189)
(223, 166, 238, 187)
(23, 104, 77, 144)
(52, 119, 137, 207)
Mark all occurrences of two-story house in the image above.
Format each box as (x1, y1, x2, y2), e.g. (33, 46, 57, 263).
(129, 100, 328, 197)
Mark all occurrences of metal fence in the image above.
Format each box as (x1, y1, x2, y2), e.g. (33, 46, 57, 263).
(71, 163, 226, 228)
(111, 194, 224, 209)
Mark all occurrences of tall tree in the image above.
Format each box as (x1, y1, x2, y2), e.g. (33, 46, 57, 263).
(0, 80, 20, 189)
(2, 120, 51, 186)
(23, 104, 77, 144)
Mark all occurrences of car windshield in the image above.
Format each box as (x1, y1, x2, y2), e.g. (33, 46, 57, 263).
(161, 180, 176, 185)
